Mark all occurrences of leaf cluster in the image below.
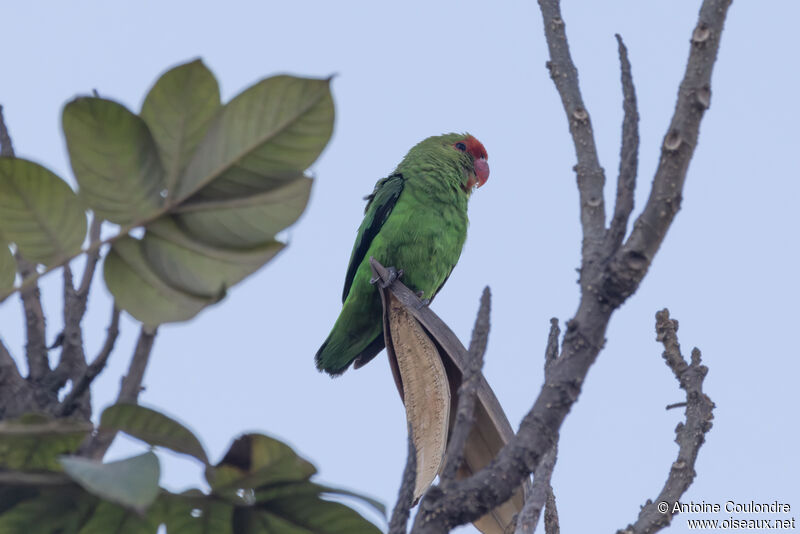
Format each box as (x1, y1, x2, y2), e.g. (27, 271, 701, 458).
(0, 59, 333, 327)
(0, 404, 383, 533)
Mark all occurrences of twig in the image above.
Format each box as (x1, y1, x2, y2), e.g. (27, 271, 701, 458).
(538, 0, 607, 282)
(515, 319, 561, 534)
(410, 2, 731, 531)
(515, 445, 558, 534)
(388, 426, 418, 534)
(544, 318, 560, 373)
(0, 105, 14, 157)
(0, 471, 72, 486)
(605, 34, 640, 255)
(77, 215, 103, 301)
(617, 309, 715, 534)
(544, 488, 560, 534)
(59, 305, 121, 417)
(439, 287, 491, 486)
(83, 325, 157, 459)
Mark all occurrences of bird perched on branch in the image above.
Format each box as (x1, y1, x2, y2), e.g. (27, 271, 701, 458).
(316, 133, 489, 375)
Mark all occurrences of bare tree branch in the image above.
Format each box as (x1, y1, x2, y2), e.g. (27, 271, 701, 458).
(618, 309, 715, 534)
(515, 319, 561, 534)
(410, 1, 731, 531)
(389, 427, 418, 534)
(0, 338, 20, 382)
(605, 34, 640, 256)
(50, 215, 100, 389)
(59, 305, 121, 417)
(83, 325, 157, 459)
(18, 259, 49, 382)
(439, 287, 490, 486)
(0, 337, 33, 419)
(603, 5, 727, 307)
(538, 0, 607, 283)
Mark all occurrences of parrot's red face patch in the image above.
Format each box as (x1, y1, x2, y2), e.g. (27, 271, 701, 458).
(456, 135, 489, 190)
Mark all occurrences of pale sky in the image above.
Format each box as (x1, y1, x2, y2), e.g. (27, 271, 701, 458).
(2, 1, 798, 533)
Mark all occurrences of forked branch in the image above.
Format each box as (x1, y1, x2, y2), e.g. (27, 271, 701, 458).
(617, 310, 715, 534)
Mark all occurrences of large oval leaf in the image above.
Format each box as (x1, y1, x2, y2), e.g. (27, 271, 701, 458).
(254, 482, 386, 518)
(60, 452, 160, 513)
(141, 59, 221, 195)
(0, 414, 92, 470)
(0, 490, 95, 534)
(0, 158, 87, 266)
(63, 97, 165, 224)
(238, 497, 381, 534)
(175, 75, 333, 201)
(206, 434, 316, 493)
(100, 403, 209, 464)
(158, 493, 234, 534)
(104, 236, 215, 327)
(174, 176, 312, 249)
(78, 500, 160, 534)
(142, 217, 284, 297)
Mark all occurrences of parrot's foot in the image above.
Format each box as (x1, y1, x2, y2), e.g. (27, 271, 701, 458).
(413, 290, 431, 308)
(370, 266, 403, 288)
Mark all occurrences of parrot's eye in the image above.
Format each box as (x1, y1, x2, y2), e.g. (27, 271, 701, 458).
(455, 142, 467, 152)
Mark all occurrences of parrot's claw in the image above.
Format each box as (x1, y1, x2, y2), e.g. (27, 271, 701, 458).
(370, 266, 403, 288)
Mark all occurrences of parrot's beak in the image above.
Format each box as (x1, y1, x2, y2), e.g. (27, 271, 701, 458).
(474, 157, 489, 188)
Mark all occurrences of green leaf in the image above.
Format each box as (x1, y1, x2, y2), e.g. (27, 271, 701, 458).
(0, 158, 87, 266)
(60, 452, 160, 513)
(254, 482, 385, 517)
(158, 492, 234, 534)
(141, 59, 221, 195)
(0, 486, 37, 515)
(78, 501, 160, 534)
(0, 241, 14, 295)
(100, 403, 209, 464)
(175, 75, 333, 201)
(0, 414, 92, 470)
(142, 217, 284, 296)
(0, 489, 96, 534)
(206, 434, 316, 494)
(104, 235, 215, 327)
(63, 97, 165, 224)
(174, 176, 312, 248)
(239, 496, 382, 534)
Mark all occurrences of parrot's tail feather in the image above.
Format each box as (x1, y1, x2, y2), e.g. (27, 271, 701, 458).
(352, 336, 386, 369)
(315, 330, 384, 376)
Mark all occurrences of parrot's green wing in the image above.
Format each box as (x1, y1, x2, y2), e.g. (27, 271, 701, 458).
(341, 173, 405, 302)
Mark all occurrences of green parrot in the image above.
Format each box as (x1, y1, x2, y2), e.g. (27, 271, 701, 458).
(315, 133, 489, 376)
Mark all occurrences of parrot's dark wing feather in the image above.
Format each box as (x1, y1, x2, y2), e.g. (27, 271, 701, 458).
(342, 173, 405, 302)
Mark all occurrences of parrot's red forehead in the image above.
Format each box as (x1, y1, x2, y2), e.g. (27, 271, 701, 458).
(463, 135, 488, 160)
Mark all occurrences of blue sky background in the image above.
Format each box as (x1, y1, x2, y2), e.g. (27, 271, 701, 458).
(2, 1, 798, 532)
